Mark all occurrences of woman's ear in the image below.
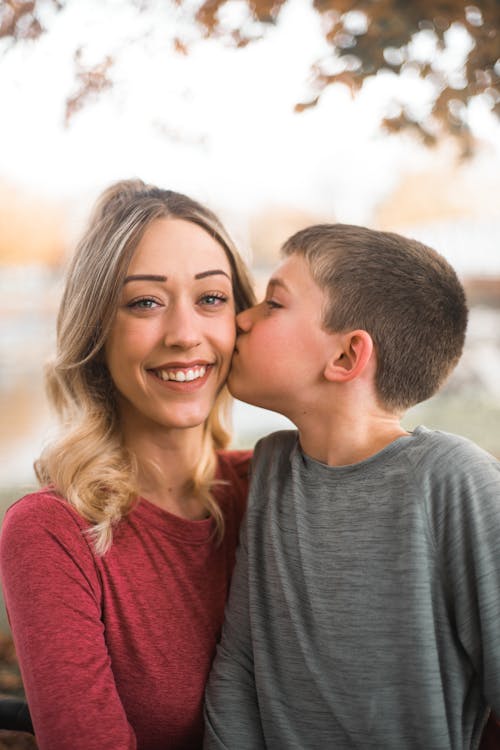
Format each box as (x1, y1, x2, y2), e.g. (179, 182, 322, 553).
(323, 330, 374, 383)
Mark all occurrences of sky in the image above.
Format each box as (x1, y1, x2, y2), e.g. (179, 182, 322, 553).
(2, 0, 499, 233)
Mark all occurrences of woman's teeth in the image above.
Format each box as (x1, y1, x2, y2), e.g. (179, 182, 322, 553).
(154, 366, 207, 382)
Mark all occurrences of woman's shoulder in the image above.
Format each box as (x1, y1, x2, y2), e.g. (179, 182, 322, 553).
(0, 490, 101, 610)
(216, 448, 253, 483)
(215, 449, 253, 517)
(1, 488, 88, 548)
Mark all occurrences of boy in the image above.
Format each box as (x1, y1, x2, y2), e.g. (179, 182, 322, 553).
(204, 224, 500, 749)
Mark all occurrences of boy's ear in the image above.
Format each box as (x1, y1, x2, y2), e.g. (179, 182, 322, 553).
(323, 330, 374, 383)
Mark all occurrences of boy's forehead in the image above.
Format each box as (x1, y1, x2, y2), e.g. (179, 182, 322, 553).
(268, 254, 316, 292)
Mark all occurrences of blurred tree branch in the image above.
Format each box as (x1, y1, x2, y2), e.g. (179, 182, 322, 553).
(1, 0, 498, 152)
(0, 0, 62, 41)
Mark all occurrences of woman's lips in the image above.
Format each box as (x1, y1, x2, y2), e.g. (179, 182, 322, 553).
(148, 363, 213, 389)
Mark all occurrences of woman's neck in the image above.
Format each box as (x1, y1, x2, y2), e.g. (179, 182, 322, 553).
(122, 422, 209, 518)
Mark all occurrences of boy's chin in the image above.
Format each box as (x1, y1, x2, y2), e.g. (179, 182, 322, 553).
(227, 372, 245, 402)
(227, 372, 259, 408)
(227, 375, 281, 414)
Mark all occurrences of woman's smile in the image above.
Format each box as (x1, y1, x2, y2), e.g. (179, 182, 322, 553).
(148, 361, 213, 387)
(105, 217, 236, 432)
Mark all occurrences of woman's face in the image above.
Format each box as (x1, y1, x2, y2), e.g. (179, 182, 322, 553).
(105, 217, 236, 433)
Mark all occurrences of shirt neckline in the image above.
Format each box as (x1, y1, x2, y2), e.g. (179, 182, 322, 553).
(294, 427, 425, 476)
(132, 495, 216, 543)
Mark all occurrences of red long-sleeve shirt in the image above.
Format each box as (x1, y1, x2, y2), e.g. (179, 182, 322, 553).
(0, 450, 251, 750)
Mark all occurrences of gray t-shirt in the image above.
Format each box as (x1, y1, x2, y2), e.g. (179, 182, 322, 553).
(205, 426, 500, 749)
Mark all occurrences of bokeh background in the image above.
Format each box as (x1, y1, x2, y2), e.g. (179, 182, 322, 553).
(0, 0, 499, 645)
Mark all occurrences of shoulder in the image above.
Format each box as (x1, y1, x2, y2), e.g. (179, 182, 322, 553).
(253, 429, 299, 468)
(1, 491, 101, 615)
(2, 489, 85, 531)
(217, 449, 252, 502)
(216, 450, 253, 518)
(243, 431, 300, 502)
(1, 489, 92, 566)
(217, 449, 253, 483)
(405, 427, 500, 536)
(406, 426, 499, 482)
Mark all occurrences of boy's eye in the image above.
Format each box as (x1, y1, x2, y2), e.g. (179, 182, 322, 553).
(265, 299, 283, 310)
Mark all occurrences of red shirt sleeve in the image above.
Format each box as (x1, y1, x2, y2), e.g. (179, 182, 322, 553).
(480, 713, 500, 750)
(0, 492, 137, 750)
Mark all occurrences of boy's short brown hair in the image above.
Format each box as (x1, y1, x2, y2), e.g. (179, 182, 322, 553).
(281, 224, 468, 412)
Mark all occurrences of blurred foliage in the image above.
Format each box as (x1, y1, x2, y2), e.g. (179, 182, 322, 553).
(0, 733, 36, 750)
(0, 632, 23, 697)
(194, 0, 500, 152)
(0, 631, 35, 749)
(1, 0, 498, 150)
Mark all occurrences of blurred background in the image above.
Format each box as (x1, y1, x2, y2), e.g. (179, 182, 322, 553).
(0, 0, 499, 642)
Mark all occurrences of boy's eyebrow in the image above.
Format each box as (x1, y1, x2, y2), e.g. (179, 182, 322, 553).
(123, 269, 230, 284)
(267, 277, 290, 292)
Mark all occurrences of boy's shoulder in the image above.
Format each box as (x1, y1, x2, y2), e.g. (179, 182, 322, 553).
(250, 425, 499, 486)
(407, 428, 500, 555)
(405, 425, 499, 476)
(399, 428, 499, 532)
(254, 429, 299, 463)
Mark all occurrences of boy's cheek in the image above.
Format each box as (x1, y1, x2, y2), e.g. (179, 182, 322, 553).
(227, 367, 245, 400)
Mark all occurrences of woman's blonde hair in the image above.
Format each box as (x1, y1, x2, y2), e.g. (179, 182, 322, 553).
(35, 179, 255, 554)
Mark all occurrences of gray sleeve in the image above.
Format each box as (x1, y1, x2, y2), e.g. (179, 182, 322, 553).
(429, 445, 500, 714)
(204, 512, 265, 749)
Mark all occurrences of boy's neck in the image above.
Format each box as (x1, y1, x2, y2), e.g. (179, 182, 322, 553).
(296, 408, 410, 467)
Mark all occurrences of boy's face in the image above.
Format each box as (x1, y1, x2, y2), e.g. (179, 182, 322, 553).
(228, 253, 336, 417)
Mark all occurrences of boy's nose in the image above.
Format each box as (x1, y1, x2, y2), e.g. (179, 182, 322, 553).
(236, 306, 254, 333)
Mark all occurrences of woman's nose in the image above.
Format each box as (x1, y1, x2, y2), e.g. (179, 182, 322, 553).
(163, 303, 201, 350)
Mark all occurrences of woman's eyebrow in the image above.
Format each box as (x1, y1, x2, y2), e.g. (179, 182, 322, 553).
(123, 270, 230, 284)
(124, 274, 167, 284)
(195, 269, 231, 280)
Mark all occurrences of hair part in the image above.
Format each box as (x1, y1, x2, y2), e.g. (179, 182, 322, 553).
(36, 179, 255, 554)
(281, 223, 468, 412)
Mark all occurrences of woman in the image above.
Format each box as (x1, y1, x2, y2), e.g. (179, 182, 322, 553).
(0, 179, 255, 750)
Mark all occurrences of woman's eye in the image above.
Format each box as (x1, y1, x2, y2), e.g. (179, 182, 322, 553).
(127, 297, 160, 310)
(199, 292, 229, 307)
